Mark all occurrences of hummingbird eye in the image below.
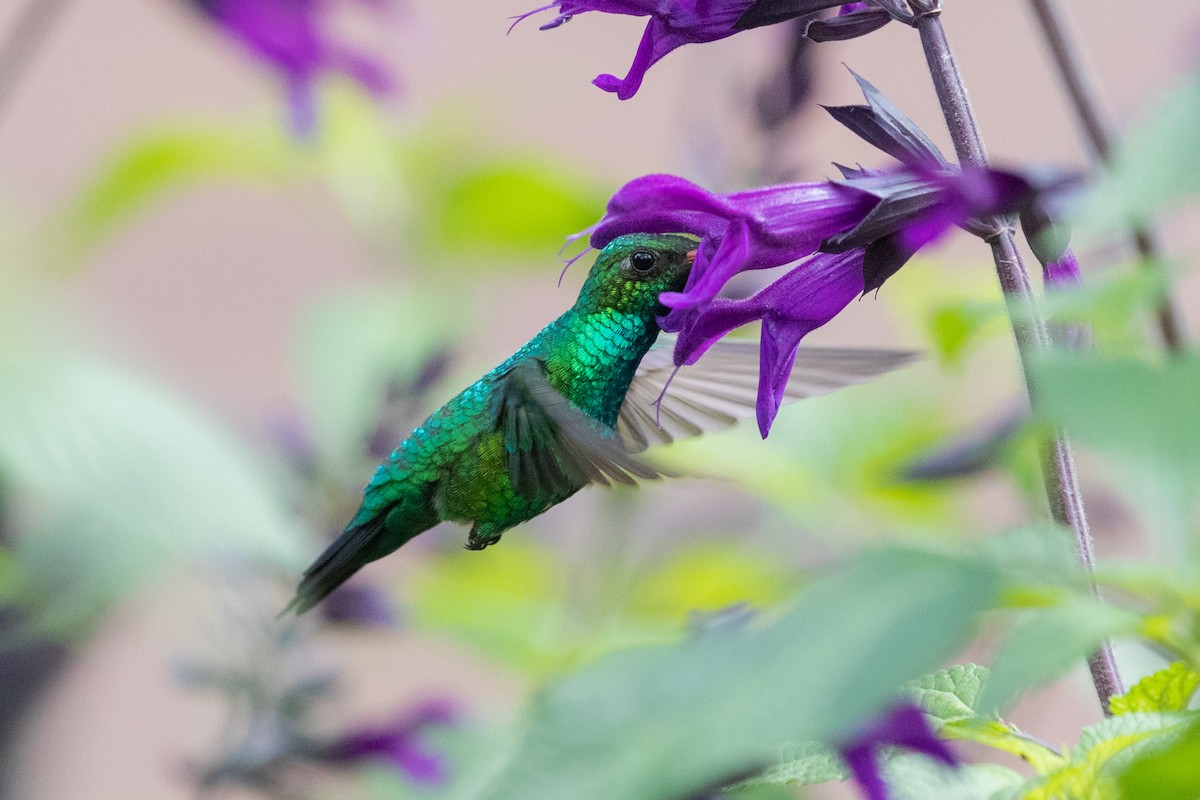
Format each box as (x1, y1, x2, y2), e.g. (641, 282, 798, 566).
(629, 249, 657, 273)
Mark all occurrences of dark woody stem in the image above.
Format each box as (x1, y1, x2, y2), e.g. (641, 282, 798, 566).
(0, 0, 73, 129)
(913, 7, 1125, 715)
(1025, 0, 1186, 354)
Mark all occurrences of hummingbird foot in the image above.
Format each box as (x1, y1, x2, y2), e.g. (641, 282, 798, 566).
(465, 524, 504, 551)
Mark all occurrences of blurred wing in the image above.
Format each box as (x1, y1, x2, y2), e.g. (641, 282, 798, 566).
(618, 340, 918, 451)
(490, 359, 664, 499)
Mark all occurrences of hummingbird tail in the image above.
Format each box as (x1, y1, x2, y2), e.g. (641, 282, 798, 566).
(285, 515, 389, 616)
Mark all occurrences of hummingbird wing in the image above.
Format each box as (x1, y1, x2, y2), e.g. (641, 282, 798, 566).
(617, 341, 918, 451)
(490, 359, 664, 499)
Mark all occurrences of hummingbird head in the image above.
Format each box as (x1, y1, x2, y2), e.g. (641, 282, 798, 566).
(577, 233, 697, 317)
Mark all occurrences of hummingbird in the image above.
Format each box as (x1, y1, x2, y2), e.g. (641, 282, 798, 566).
(288, 233, 912, 614)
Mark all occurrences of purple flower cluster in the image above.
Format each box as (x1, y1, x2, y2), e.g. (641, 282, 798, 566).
(515, 0, 754, 99)
(584, 73, 1064, 435)
(191, 0, 394, 135)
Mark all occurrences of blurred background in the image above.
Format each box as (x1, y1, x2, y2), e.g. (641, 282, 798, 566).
(0, 1, 1196, 797)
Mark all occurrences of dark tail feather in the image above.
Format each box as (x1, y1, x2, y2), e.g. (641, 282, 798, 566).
(285, 515, 387, 616)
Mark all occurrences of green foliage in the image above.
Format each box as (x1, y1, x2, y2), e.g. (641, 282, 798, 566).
(46, 93, 606, 281)
(1110, 662, 1200, 715)
(406, 540, 793, 676)
(883, 755, 1023, 800)
(1085, 75, 1200, 230)
(1019, 712, 1194, 799)
(979, 601, 1141, 714)
(1033, 352, 1200, 550)
(1034, 354, 1200, 477)
(905, 664, 1066, 773)
(906, 664, 989, 727)
(1117, 717, 1200, 800)
(482, 548, 996, 800)
(433, 160, 604, 257)
(741, 741, 848, 788)
(1037, 266, 1170, 353)
(293, 286, 457, 474)
(50, 125, 300, 269)
(0, 354, 305, 635)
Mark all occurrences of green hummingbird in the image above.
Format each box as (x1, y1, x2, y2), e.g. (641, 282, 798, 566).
(288, 233, 912, 614)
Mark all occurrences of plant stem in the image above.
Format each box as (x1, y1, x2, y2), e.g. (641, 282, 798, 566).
(1025, 0, 1186, 354)
(0, 0, 73, 129)
(914, 7, 1125, 715)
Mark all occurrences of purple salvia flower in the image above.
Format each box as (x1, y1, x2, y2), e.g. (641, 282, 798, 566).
(586, 167, 1032, 434)
(323, 699, 457, 785)
(515, 0, 755, 99)
(838, 702, 958, 800)
(590, 173, 878, 311)
(1043, 247, 1082, 290)
(192, 0, 393, 135)
(674, 250, 867, 435)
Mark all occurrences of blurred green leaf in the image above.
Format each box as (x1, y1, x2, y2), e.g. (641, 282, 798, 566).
(1036, 267, 1168, 353)
(1034, 354, 1200, 476)
(1117, 716, 1200, 800)
(1110, 662, 1200, 716)
(407, 543, 572, 674)
(1033, 353, 1200, 550)
(435, 160, 604, 258)
(1023, 711, 1193, 800)
(408, 541, 794, 677)
(656, 377, 964, 537)
(49, 125, 300, 269)
(294, 287, 457, 474)
(1084, 75, 1200, 231)
(883, 754, 1023, 800)
(975, 523, 1080, 590)
(0, 356, 306, 634)
(979, 601, 1141, 714)
(484, 548, 997, 800)
(929, 302, 1007, 367)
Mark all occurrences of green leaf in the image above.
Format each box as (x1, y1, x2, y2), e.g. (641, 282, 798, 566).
(739, 741, 848, 788)
(906, 664, 989, 727)
(975, 524, 1081, 591)
(48, 125, 300, 269)
(905, 663, 1065, 773)
(1110, 662, 1200, 715)
(884, 755, 1024, 800)
(928, 302, 1007, 366)
(484, 548, 997, 800)
(1023, 711, 1193, 799)
(978, 601, 1140, 714)
(1084, 75, 1200, 231)
(0, 356, 306, 634)
(293, 287, 457, 473)
(1034, 354, 1200, 475)
(435, 159, 605, 257)
(1033, 353, 1200, 550)
(1117, 717, 1200, 800)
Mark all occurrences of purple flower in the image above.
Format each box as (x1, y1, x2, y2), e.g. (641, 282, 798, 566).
(586, 166, 1029, 435)
(320, 582, 397, 627)
(192, 0, 393, 135)
(514, 0, 754, 99)
(838, 702, 957, 800)
(323, 699, 457, 785)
